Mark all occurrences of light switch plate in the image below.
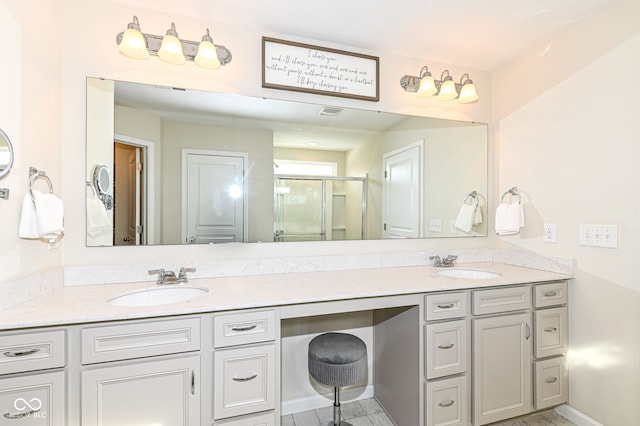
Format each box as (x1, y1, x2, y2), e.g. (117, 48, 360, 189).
(579, 224, 618, 248)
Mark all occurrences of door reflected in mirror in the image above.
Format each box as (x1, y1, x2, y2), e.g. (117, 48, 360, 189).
(86, 77, 488, 247)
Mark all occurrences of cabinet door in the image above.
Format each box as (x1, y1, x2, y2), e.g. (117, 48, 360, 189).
(82, 355, 200, 426)
(472, 313, 532, 425)
(0, 371, 65, 425)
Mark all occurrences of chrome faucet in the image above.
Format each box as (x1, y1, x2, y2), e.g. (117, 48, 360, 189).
(149, 268, 178, 284)
(429, 255, 458, 267)
(149, 267, 197, 285)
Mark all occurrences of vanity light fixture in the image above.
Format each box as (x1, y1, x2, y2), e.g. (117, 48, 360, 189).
(116, 16, 232, 69)
(400, 66, 479, 103)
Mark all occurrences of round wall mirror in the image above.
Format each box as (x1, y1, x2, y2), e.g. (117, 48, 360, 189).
(0, 128, 14, 179)
(92, 164, 112, 195)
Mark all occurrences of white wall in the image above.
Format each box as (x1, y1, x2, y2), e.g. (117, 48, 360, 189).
(0, 1, 63, 282)
(492, 2, 640, 424)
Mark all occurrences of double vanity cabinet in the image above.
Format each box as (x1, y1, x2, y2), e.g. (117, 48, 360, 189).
(0, 264, 570, 426)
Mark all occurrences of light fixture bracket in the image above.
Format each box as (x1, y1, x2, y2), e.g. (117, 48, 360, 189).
(116, 31, 232, 66)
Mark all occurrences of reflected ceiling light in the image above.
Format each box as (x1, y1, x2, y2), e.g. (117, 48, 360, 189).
(115, 16, 232, 69)
(158, 22, 185, 65)
(400, 65, 479, 103)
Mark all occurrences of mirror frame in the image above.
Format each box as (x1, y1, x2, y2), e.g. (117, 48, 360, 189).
(0, 128, 14, 179)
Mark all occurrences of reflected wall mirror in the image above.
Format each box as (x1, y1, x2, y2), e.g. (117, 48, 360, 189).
(0, 128, 14, 179)
(86, 77, 488, 247)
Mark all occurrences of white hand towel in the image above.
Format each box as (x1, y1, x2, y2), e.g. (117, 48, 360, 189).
(87, 193, 112, 237)
(495, 202, 524, 235)
(18, 194, 39, 239)
(454, 204, 476, 233)
(33, 190, 64, 248)
(474, 205, 483, 225)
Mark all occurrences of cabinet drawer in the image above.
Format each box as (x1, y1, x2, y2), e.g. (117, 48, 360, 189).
(0, 370, 65, 425)
(214, 344, 276, 419)
(472, 286, 531, 315)
(534, 356, 568, 409)
(214, 310, 276, 348)
(425, 292, 467, 321)
(215, 411, 276, 426)
(0, 330, 65, 375)
(425, 375, 468, 426)
(425, 320, 467, 379)
(534, 282, 568, 308)
(82, 317, 200, 364)
(535, 307, 568, 358)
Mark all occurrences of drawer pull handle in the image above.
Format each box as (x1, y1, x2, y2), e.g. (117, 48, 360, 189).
(544, 327, 558, 333)
(4, 409, 41, 419)
(545, 377, 558, 383)
(232, 373, 258, 382)
(191, 370, 195, 395)
(231, 324, 257, 332)
(3, 348, 40, 358)
(525, 323, 531, 340)
(438, 399, 455, 407)
(543, 291, 558, 297)
(436, 303, 454, 309)
(438, 343, 454, 350)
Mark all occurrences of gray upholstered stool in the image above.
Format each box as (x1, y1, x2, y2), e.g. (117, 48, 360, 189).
(308, 332, 367, 426)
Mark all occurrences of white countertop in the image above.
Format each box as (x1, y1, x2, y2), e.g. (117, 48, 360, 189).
(0, 262, 572, 330)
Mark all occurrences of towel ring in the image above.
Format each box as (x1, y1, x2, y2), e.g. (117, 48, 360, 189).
(29, 167, 54, 202)
(463, 190, 479, 205)
(501, 187, 521, 203)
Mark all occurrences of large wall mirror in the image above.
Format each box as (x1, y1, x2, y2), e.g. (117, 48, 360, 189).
(86, 77, 488, 247)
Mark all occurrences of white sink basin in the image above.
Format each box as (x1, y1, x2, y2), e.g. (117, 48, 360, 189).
(437, 269, 501, 279)
(109, 286, 209, 307)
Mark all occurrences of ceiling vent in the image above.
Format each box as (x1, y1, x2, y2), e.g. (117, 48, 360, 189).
(319, 107, 343, 116)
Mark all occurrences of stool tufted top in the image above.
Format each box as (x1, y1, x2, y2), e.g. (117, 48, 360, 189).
(308, 332, 366, 365)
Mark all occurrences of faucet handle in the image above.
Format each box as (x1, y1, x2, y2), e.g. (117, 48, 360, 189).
(178, 267, 197, 283)
(149, 268, 166, 284)
(428, 255, 442, 267)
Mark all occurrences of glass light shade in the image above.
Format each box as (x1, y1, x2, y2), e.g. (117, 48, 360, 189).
(458, 82, 478, 103)
(118, 28, 149, 60)
(195, 40, 221, 70)
(438, 79, 458, 100)
(416, 75, 437, 97)
(158, 34, 186, 65)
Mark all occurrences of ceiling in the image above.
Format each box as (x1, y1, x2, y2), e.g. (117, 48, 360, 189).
(111, 0, 617, 70)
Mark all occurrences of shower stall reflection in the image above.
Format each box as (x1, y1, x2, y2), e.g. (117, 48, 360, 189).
(274, 175, 367, 242)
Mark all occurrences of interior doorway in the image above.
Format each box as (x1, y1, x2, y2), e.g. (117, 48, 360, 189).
(113, 141, 147, 245)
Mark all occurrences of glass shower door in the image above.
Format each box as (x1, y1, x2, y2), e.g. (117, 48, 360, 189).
(274, 178, 325, 242)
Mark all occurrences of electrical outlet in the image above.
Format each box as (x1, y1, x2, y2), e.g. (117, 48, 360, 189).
(579, 224, 618, 248)
(450, 220, 458, 234)
(543, 223, 557, 243)
(429, 219, 442, 233)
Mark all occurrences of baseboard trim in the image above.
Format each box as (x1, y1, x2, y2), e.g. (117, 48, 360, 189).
(281, 385, 374, 416)
(555, 404, 604, 426)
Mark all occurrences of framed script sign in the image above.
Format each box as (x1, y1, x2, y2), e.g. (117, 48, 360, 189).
(262, 37, 379, 102)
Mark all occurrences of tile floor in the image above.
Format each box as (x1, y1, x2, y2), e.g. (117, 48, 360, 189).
(281, 398, 577, 426)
